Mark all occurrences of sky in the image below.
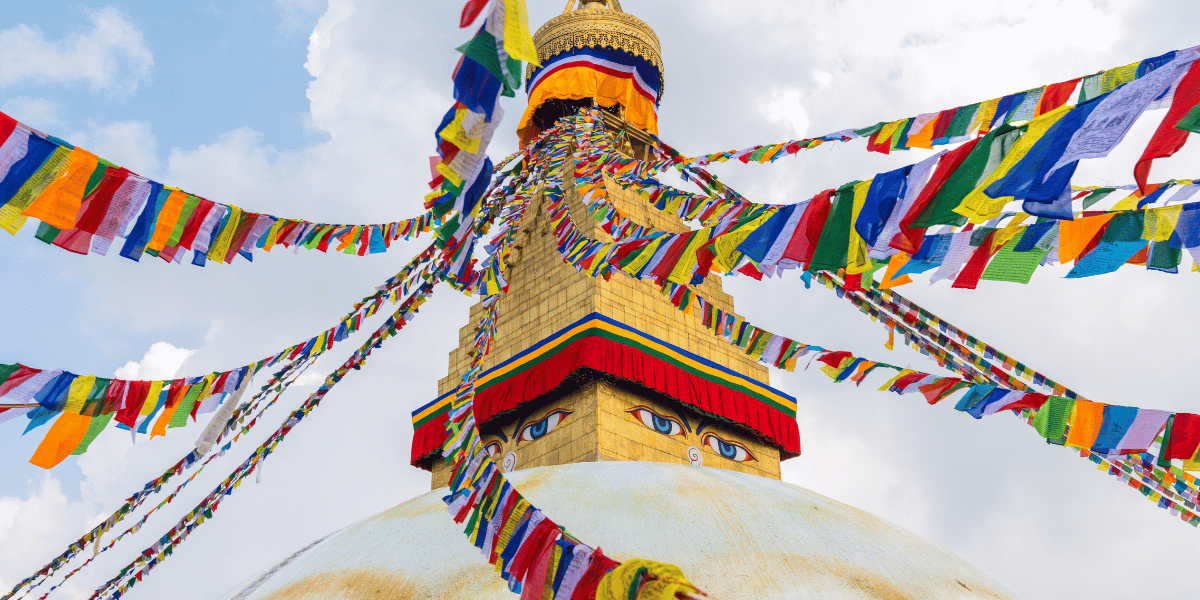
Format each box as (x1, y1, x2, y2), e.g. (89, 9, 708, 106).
(1, 1, 1199, 599)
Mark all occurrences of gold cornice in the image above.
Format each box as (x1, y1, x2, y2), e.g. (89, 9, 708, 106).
(525, 6, 665, 99)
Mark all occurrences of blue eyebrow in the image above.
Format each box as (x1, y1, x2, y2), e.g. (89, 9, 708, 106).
(669, 407, 692, 433)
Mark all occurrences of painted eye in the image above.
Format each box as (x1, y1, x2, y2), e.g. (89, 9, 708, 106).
(517, 410, 572, 443)
(703, 433, 755, 462)
(627, 406, 683, 437)
(483, 442, 502, 457)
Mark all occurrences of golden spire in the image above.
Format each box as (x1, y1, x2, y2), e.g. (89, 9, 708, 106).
(527, 0, 665, 98)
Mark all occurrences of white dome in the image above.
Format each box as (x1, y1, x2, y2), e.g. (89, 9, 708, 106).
(217, 462, 1017, 600)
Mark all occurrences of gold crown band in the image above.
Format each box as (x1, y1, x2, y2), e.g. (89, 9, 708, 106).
(525, 6, 665, 99)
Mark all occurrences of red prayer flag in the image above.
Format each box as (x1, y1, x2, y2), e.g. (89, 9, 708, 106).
(891, 137, 982, 254)
(1135, 61, 1200, 193)
(1036, 78, 1082, 117)
(1164, 413, 1200, 460)
(460, 0, 488, 28)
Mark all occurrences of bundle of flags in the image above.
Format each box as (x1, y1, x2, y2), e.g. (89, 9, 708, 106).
(1, 347, 318, 600)
(527, 114, 1200, 527)
(0, 111, 438, 266)
(680, 46, 1200, 168)
(424, 0, 541, 293)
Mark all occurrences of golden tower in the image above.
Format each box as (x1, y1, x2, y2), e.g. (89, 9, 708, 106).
(412, 0, 799, 488)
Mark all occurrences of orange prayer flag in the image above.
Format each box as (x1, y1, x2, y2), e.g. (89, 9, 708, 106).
(146, 190, 189, 252)
(29, 412, 92, 469)
(1065, 400, 1105, 449)
(879, 253, 913, 289)
(1058, 213, 1115, 263)
(21, 148, 100, 230)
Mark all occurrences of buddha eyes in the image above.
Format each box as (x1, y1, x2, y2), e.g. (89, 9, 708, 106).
(703, 433, 755, 462)
(483, 441, 502, 457)
(517, 410, 572, 443)
(627, 406, 684, 437)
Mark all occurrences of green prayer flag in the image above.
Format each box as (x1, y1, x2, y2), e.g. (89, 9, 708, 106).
(0, 363, 18, 385)
(456, 29, 521, 97)
(1147, 240, 1182, 271)
(35, 221, 61, 244)
(168, 383, 206, 429)
(1157, 414, 1176, 468)
(1102, 212, 1145, 242)
(81, 164, 109, 200)
(807, 182, 859, 272)
(746, 146, 771, 162)
(980, 229, 1049, 284)
(1081, 188, 1116, 210)
(80, 378, 111, 417)
(945, 103, 980, 138)
(853, 121, 886, 138)
(1175, 102, 1200, 134)
(71, 413, 114, 456)
(1032, 396, 1075, 440)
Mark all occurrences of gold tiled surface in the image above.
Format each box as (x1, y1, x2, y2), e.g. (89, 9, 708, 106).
(432, 135, 789, 489)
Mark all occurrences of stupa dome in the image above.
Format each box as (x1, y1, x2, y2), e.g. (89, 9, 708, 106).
(216, 462, 1017, 600)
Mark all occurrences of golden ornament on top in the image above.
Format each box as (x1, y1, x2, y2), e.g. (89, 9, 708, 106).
(523, 0, 665, 99)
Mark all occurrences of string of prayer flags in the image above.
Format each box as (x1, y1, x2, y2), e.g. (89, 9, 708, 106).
(1, 243, 440, 469)
(0, 111, 439, 266)
(1, 357, 314, 600)
(559, 111, 1200, 293)
(814, 270, 1200, 521)
(677, 46, 1199, 168)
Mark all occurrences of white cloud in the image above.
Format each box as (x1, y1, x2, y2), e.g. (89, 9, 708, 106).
(0, 7, 153, 94)
(1, 96, 61, 131)
(756, 87, 810, 138)
(113, 342, 195, 381)
(66, 120, 159, 176)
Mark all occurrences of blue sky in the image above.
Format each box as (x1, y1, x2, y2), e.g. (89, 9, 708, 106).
(2, 2, 1200, 600)
(3, 2, 319, 150)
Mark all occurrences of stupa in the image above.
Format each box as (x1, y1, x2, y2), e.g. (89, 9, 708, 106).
(216, 2, 1019, 598)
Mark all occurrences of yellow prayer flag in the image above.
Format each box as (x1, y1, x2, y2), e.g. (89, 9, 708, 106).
(439, 108, 484, 155)
(845, 180, 875, 275)
(0, 146, 72, 234)
(62, 375, 97, 414)
(207, 205, 243, 263)
(667, 229, 710, 285)
(1144, 205, 1182, 242)
(503, 0, 540, 66)
(972, 98, 1000, 134)
(436, 162, 465, 187)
